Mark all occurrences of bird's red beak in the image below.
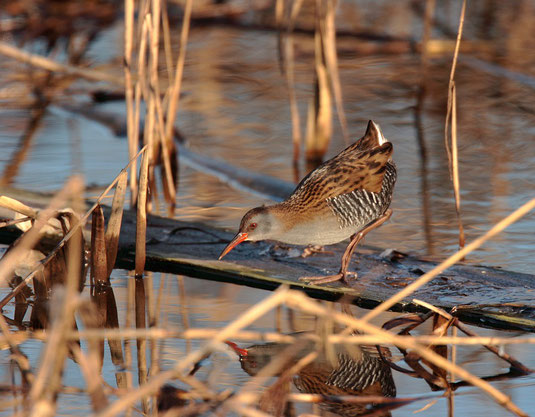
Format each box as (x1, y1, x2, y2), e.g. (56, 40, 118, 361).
(218, 232, 248, 260)
(225, 341, 248, 357)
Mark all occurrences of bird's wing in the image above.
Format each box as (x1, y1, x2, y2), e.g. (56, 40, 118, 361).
(286, 141, 393, 215)
(326, 352, 393, 394)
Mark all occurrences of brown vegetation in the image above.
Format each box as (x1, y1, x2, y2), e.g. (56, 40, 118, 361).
(0, 0, 534, 416)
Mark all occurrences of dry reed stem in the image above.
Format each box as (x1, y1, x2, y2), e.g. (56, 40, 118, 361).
(242, 351, 317, 412)
(360, 197, 535, 323)
(29, 291, 81, 416)
(275, 0, 285, 71)
(130, 16, 152, 209)
(146, 1, 162, 218)
(93, 286, 291, 417)
(415, 400, 438, 414)
(105, 171, 127, 276)
(141, 12, 156, 214)
(91, 204, 109, 285)
(29, 218, 84, 417)
(172, 286, 290, 372)
(124, 0, 138, 208)
(450, 84, 465, 247)
(0, 196, 37, 218)
(137, 0, 151, 36)
(145, 273, 161, 410)
(177, 275, 192, 353)
(444, 0, 466, 249)
(0, 42, 124, 86)
(3, 327, 535, 347)
(450, 325, 458, 387)
(164, 0, 193, 143)
(90, 288, 531, 417)
(0, 176, 84, 288)
(230, 340, 318, 407)
(305, 12, 332, 161)
(227, 403, 275, 417)
(0, 216, 33, 228)
(71, 342, 109, 411)
(285, 0, 305, 166)
(322, 0, 349, 145)
(146, 0, 176, 215)
(152, 9, 190, 213)
(150, 0, 161, 91)
(447, 0, 466, 91)
(135, 150, 149, 276)
(413, 299, 533, 374)
(284, 291, 528, 417)
(124, 274, 135, 417)
(134, 278, 149, 413)
(0, 146, 147, 309)
(420, 0, 436, 68)
(7, 328, 535, 347)
(413, 299, 454, 318)
(152, 82, 177, 212)
(0, 313, 33, 385)
(161, 0, 174, 79)
(287, 392, 432, 404)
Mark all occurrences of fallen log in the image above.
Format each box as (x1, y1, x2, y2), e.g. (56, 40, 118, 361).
(0, 186, 534, 332)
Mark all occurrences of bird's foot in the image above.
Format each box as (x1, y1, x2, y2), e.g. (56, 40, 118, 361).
(300, 245, 333, 258)
(299, 271, 357, 285)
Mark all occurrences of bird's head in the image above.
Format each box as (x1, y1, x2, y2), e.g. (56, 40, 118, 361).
(218, 206, 275, 260)
(226, 340, 291, 377)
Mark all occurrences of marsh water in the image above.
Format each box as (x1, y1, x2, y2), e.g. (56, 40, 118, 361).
(1, 1, 535, 416)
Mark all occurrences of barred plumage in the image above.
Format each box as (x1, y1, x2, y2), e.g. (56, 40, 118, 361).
(219, 120, 397, 285)
(327, 161, 396, 229)
(229, 335, 396, 417)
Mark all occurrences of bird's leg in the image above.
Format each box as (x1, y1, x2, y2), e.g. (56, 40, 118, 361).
(300, 210, 392, 285)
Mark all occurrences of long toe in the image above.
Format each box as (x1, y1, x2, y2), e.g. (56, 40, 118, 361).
(299, 273, 345, 285)
(340, 271, 357, 285)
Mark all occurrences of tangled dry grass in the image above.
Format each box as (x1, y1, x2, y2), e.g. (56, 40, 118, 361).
(0, 0, 534, 416)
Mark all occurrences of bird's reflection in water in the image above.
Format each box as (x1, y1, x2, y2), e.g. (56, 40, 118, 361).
(228, 334, 396, 417)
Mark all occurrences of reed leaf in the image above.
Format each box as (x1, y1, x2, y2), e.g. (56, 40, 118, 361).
(105, 171, 127, 277)
(90, 204, 108, 286)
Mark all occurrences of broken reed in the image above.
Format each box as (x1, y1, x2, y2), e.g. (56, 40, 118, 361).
(2, 195, 535, 416)
(0, 2, 534, 417)
(3, 281, 533, 416)
(1, 184, 534, 416)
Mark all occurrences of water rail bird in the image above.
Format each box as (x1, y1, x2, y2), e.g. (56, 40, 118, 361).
(218, 120, 396, 284)
(227, 335, 396, 416)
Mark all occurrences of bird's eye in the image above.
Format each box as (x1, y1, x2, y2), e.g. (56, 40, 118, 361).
(250, 222, 257, 230)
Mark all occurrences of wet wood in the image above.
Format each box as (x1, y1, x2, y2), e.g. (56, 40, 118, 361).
(1, 186, 534, 332)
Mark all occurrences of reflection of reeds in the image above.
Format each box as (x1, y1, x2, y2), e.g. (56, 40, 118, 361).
(135, 149, 149, 277)
(1, 2, 535, 417)
(0, 41, 123, 85)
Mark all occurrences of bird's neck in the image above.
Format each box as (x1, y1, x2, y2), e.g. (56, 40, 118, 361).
(264, 202, 304, 233)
